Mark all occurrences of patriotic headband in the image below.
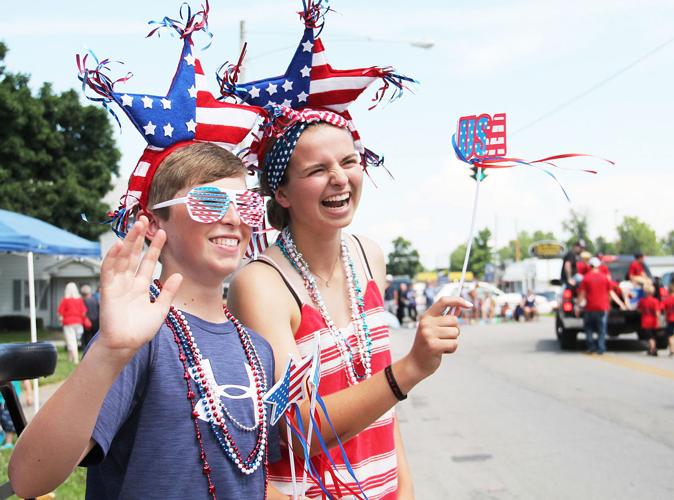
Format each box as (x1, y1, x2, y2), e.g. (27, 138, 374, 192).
(217, 0, 415, 174)
(261, 106, 348, 193)
(77, 1, 264, 237)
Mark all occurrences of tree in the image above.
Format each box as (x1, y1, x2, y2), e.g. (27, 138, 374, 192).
(449, 227, 493, 279)
(450, 243, 467, 272)
(0, 42, 120, 239)
(562, 209, 594, 253)
(595, 236, 618, 255)
(616, 216, 663, 256)
(661, 230, 674, 255)
(471, 228, 492, 279)
(387, 236, 423, 277)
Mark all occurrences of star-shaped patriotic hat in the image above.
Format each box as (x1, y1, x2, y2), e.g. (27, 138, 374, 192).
(217, 0, 415, 171)
(77, 2, 264, 236)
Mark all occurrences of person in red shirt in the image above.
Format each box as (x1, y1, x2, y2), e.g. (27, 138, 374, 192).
(56, 282, 88, 364)
(638, 284, 661, 356)
(578, 257, 612, 354)
(661, 282, 674, 356)
(628, 252, 651, 287)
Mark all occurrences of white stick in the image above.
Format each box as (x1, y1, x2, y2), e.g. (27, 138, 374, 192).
(286, 415, 298, 500)
(300, 333, 321, 498)
(443, 168, 483, 316)
(300, 388, 319, 498)
(27, 251, 40, 411)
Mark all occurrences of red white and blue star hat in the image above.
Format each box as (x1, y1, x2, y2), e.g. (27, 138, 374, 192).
(78, 2, 264, 236)
(218, 0, 415, 174)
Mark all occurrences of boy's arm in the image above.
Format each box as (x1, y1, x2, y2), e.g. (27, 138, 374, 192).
(8, 343, 130, 497)
(9, 217, 181, 499)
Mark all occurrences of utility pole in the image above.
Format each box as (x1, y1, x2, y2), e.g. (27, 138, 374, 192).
(239, 20, 247, 82)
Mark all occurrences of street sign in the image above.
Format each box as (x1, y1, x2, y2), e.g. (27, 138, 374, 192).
(529, 241, 566, 259)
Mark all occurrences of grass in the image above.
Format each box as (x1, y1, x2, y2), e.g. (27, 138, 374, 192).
(0, 331, 78, 386)
(0, 447, 87, 498)
(0, 330, 63, 344)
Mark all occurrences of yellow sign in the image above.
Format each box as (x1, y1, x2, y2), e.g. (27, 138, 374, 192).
(529, 241, 565, 259)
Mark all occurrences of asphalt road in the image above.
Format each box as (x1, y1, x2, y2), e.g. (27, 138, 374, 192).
(392, 316, 674, 500)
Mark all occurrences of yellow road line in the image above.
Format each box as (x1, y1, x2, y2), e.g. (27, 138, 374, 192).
(595, 354, 674, 381)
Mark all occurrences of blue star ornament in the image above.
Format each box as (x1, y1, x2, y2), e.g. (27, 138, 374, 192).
(109, 39, 197, 148)
(227, 28, 314, 109)
(263, 357, 293, 426)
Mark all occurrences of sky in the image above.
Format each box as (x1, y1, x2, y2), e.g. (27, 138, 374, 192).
(2, 0, 674, 268)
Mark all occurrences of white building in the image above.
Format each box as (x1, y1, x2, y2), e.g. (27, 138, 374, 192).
(0, 254, 100, 329)
(501, 258, 562, 294)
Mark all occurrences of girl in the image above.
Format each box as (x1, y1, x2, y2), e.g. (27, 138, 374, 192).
(228, 108, 470, 499)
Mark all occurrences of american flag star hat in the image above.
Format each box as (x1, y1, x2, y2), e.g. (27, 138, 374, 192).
(217, 0, 416, 183)
(77, 1, 265, 237)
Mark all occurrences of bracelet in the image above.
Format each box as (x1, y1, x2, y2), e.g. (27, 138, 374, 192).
(384, 364, 407, 401)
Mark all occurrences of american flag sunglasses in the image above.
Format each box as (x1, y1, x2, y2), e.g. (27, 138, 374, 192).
(152, 186, 265, 227)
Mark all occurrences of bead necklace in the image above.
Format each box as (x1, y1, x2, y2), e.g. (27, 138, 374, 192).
(150, 281, 269, 499)
(276, 228, 373, 385)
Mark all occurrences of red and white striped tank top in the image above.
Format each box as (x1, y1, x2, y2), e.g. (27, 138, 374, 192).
(260, 239, 398, 499)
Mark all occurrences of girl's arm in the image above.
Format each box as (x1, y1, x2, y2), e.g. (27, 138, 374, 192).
(228, 255, 469, 456)
(394, 417, 415, 498)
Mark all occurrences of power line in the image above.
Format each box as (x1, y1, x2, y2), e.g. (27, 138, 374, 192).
(513, 34, 674, 136)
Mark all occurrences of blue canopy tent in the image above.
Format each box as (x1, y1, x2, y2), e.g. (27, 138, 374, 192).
(0, 209, 100, 409)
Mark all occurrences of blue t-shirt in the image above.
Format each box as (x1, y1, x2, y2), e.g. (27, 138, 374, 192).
(82, 312, 280, 499)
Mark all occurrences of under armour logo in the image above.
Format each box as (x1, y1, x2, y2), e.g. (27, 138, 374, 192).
(190, 359, 261, 425)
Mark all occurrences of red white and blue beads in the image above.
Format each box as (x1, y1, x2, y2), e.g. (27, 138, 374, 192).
(276, 228, 373, 385)
(150, 281, 269, 498)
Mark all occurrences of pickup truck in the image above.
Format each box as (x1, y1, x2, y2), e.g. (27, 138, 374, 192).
(555, 256, 643, 350)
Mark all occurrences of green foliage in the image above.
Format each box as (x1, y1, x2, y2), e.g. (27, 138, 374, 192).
(595, 235, 618, 255)
(562, 209, 594, 253)
(450, 243, 467, 272)
(449, 227, 492, 278)
(0, 42, 120, 239)
(661, 230, 674, 255)
(387, 236, 424, 277)
(616, 216, 663, 255)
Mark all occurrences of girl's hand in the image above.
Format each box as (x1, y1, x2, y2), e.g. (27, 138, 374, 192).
(97, 216, 182, 363)
(405, 296, 472, 380)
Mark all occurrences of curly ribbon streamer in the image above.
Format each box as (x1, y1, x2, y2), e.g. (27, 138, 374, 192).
(146, 0, 212, 49)
(284, 398, 367, 499)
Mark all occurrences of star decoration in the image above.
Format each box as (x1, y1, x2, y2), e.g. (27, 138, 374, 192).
(186, 118, 197, 132)
(263, 358, 292, 426)
(121, 94, 133, 107)
(184, 52, 196, 66)
(300, 65, 311, 78)
(141, 96, 153, 108)
(248, 86, 260, 98)
(143, 121, 156, 135)
(297, 91, 308, 103)
(282, 98, 292, 107)
(163, 123, 174, 137)
(301, 40, 313, 52)
(282, 79, 293, 92)
(188, 85, 198, 98)
(266, 82, 278, 96)
(160, 98, 172, 110)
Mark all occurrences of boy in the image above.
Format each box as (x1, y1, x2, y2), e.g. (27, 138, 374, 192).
(661, 282, 674, 356)
(9, 143, 280, 498)
(638, 285, 660, 356)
